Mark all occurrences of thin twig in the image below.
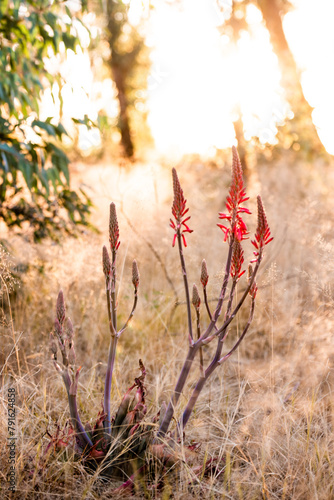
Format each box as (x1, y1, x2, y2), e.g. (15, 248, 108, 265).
(118, 288, 138, 336)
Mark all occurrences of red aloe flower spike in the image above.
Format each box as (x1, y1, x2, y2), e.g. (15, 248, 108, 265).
(200, 259, 209, 288)
(251, 196, 274, 260)
(109, 202, 120, 251)
(172, 168, 186, 221)
(218, 146, 251, 242)
(171, 168, 193, 247)
(230, 240, 245, 280)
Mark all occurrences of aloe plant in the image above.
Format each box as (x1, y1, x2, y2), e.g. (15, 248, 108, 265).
(48, 147, 273, 488)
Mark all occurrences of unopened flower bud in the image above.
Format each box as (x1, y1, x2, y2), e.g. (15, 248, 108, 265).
(192, 283, 201, 309)
(109, 202, 120, 251)
(54, 318, 63, 342)
(102, 245, 111, 277)
(200, 259, 209, 287)
(132, 260, 140, 290)
(56, 290, 66, 325)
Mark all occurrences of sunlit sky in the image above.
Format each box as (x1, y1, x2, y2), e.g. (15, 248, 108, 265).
(41, 0, 334, 156)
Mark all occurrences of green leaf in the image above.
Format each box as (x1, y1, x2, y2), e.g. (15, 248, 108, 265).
(40, 169, 50, 196)
(0, 0, 9, 15)
(18, 159, 33, 190)
(0, 142, 24, 160)
(55, 123, 68, 138)
(32, 120, 57, 137)
(47, 167, 58, 193)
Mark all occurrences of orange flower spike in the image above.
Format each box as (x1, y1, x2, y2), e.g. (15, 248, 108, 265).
(218, 146, 251, 242)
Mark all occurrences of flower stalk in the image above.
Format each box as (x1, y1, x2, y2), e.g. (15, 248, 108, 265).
(157, 147, 272, 439)
(103, 204, 140, 434)
(170, 168, 194, 345)
(51, 291, 93, 449)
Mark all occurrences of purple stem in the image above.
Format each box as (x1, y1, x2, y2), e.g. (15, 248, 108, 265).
(219, 298, 255, 363)
(59, 368, 93, 448)
(179, 295, 255, 431)
(212, 254, 262, 339)
(156, 238, 235, 439)
(156, 251, 262, 439)
(155, 345, 197, 439)
(118, 289, 138, 336)
(104, 334, 117, 434)
(201, 238, 234, 341)
(104, 248, 118, 434)
(176, 279, 237, 435)
(195, 308, 204, 378)
(111, 248, 117, 331)
(177, 230, 193, 344)
(68, 393, 94, 448)
(203, 287, 215, 328)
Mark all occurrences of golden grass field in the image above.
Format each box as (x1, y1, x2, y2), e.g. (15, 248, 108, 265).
(1, 150, 334, 499)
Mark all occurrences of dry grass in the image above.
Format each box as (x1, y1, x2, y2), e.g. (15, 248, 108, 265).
(1, 151, 334, 499)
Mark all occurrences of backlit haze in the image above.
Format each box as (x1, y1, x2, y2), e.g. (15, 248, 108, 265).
(41, 0, 334, 157)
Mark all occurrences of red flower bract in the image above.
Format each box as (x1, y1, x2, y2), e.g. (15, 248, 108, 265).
(170, 168, 193, 247)
(230, 239, 245, 280)
(217, 146, 251, 242)
(251, 195, 273, 260)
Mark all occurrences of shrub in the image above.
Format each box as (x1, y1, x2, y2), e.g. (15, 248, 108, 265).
(48, 147, 272, 491)
(0, 0, 93, 240)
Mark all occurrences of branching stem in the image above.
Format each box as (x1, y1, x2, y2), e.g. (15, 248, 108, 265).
(195, 308, 204, 378)
(56, 364, 93, 448)
(201, 238, 234, 341)
(179, 295, 256, 431)
(156, 250, 262, 439)
(118, 289, 138, 336)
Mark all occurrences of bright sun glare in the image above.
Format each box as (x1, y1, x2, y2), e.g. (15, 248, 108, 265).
(41, 0, 334, 157)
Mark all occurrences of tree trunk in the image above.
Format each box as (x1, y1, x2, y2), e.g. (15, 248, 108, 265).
(112, 65, 134, 158)
(106, 0, 135, 158)
(257, 0, 324, 151)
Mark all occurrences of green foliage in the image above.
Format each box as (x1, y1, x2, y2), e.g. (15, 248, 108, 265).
(0, 0, 93, 240)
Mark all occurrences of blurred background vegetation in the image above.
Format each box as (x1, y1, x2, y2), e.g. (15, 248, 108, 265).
(1, 0, 333, 240)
